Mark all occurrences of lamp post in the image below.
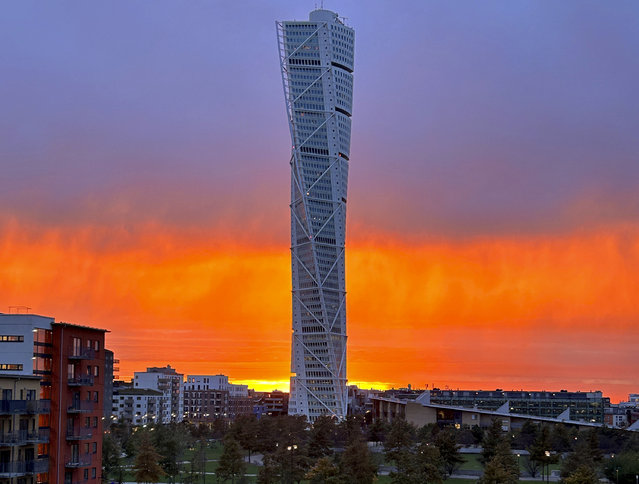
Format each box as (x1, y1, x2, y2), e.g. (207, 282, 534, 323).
(544, 451, 551, 483)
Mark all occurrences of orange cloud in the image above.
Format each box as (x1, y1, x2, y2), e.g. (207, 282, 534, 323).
(1, 219, 637, 402)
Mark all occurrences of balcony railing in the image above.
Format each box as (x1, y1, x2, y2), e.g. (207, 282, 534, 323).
(0, 429, 49, 445)
(0, 400, 50, 415)
(0, 460, 28, 477)
(67, 401, 94, 413)
(65, 428, 93, 440)
(67, 377, 94, 387)
(27, 428, 50, 443)
(0, 458, 47, 477)
(65, 454, 91, 468)
(68, 348, 96, 360)
(28, 458, 49, 474)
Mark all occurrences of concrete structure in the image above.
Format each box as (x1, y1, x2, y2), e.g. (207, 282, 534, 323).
(277, 8, 355, 421)
(371, 396, 619, 433)
(417, 388, 609, 423)
(134, 366, 184, 423)
(0, 375, 49, 484)
(0, 314, 107, 484)
(112, 389, 162, 426)
(253, 391, 289, 417)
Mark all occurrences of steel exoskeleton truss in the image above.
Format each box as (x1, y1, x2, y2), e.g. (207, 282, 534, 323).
(277, 19, 350, 420)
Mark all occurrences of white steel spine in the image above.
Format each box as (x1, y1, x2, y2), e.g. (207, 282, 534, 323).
(277, 9, 354, 421)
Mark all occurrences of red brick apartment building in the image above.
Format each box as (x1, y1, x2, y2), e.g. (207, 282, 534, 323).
(0, 314, 107, 484)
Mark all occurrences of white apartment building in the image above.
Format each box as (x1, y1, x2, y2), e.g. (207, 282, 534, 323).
(185, 374, 248, 397)
(133, 366, 184, 423)
(112, 388, 162, 426)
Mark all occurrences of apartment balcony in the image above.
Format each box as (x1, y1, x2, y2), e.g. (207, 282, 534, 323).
(0, 460, 28, 477)
(0, 458, 47, 477)
(27, 428, 50, 444)
(28, 458, 50, 474)
(67, 401, 95, 413)
(0, 400, 51, 415)
(65, 428, 93, 441)
(68, 348, 96, 360)
(65, 454, 91, 468)
(0, 429, 49, 446)
(67, 377, 94, 387)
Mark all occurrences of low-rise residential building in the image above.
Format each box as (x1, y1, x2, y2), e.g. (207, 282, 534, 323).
(112, 389, 162, 426)
(134, 366, 183, 423)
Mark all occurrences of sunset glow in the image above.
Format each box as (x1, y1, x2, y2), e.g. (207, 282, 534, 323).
(2, 220, 637, 401)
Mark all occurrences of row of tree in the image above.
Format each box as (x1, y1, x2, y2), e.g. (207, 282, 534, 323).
(103, 414, 639, 483)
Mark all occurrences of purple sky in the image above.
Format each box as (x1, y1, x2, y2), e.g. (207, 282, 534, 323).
(1, 0, 638, 240)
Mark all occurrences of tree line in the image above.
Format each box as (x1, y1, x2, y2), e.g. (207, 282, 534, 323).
(103, 414, 639, 483)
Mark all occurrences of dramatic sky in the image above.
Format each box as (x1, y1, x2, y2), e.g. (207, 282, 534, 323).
(2, 1, 638, 401)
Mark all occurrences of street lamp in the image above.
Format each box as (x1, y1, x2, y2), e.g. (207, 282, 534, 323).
(544, 451, 551, 483)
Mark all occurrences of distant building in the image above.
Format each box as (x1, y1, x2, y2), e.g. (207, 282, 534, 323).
(184, 375, 251, 420)
(371, 395, 614, 432)
(112, 389, 162, 426)
(254, 391, 289, 417)
(134, 366, 183, 423)
(412, 388, 609, 424)
(0, 313, 107, 484)
(103, 350, 115, 424)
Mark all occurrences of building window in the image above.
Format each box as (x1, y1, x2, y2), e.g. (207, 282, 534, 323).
(92, 416, 98, 428)
(92, 442, 97, 453)
(84, 469, 89, 480)
(92, 467, 96, 478)
(93, 366, 99, 377)
(72, 337, 82, 356)
(85, 417, 91, 428)
(0, 335, 24, 342)
(94, 341, 99, 351)
(0, 363, 23, 371)
(84, 443, 90, 453)
(67, 364, 75, 379)
(93, 391, 99, 402)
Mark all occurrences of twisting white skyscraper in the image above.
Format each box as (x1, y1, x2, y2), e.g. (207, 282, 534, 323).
(277, 9, 354, 420)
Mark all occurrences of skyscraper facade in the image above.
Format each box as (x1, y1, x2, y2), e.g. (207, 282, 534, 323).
(277, 9, 354, 420)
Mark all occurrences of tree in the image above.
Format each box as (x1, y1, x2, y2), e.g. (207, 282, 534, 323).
(471, 425, 484, 445)
(603, 451, 639, 484)
(525, 425, 555, 478)
(102, 433, 122, 481)
(230, 415, 259, 462)
(133, 432, 165, 484)
(477, 454, 519, 484)
(389, 442, 443, 484)
(434, 429, 463, 476)
(480, 419, 508, 465)
(339, 437, 377, 484)
(561, 429, 603, 478)
(384, 418, 416, 467)
(305, 456, 341, 484)
(367, 419, 388, 446)
(308, 416, 335, 458)
(153, 423, 188, 482)
(564, 465, 599, 484)
(256, 452, 280, 484)
(216, 437, 246, 484)
(273, 443, 309, 484)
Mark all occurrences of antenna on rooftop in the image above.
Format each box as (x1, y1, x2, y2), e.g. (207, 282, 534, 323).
(8, 306, 31, 314)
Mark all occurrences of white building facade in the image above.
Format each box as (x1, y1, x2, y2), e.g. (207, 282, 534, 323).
(277, 9, 354, 420)
(112, 389, 162, 426)
(185, 374, 248, 397)
(133, 366, 184, 423)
